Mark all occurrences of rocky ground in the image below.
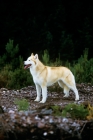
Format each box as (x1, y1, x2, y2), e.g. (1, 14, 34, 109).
(0, 83, 93, 140)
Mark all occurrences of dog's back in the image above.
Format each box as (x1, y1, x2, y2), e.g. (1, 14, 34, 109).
(24, 53, 79, 103)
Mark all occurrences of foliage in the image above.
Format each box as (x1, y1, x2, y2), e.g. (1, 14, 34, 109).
(14, 98, 29, 111)
(59, 31, 75, 61)
(42, 49, 50, 65)
(0, 39, 20, 70)
(48, 83, 62, 92)
(0, 39, 93, 89)
(0, 39, 33, 89)
(0, 65, 11, 88)
(51, 105, 62, 116)
(8, 67, 33, 89)
(62, 103, 89, 119)
(87, 104, 93, 120)
(5, 39, 19, 58)
(70, 48, 93, 84)
(46, 31, 53, 45)
(51, 104, 89, 120)
(42, 48, 93, 85)
(53, 53, 63, 66)
(0, 64, 33, 89)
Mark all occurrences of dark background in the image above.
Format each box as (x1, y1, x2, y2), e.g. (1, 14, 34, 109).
(0, 0, 93, 61)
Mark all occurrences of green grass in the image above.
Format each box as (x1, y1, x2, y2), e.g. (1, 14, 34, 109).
(14, 98, 29, 111)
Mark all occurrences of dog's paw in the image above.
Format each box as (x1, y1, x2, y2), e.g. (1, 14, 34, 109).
(34, 97, 40, 102)
(75, 97, 79, 101)
(63, 94, 69, 97)
(75, 95, 79, 101)
(39, 100, 46, 103)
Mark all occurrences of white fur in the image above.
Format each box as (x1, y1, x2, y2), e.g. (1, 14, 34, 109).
(24, 53, 79, 103)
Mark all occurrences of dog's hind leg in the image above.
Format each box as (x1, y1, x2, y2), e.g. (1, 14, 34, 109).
(69, 85, 79, 101)
(65, 83, 79, 101)
(61, 75, 79, 101)
(58, 80, 70, 97)
(34, 84, 41, 102)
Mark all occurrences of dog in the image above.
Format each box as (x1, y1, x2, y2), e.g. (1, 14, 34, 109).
(24, 53, 79, 103)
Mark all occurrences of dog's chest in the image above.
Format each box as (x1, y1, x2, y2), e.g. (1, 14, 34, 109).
(33, 75, 43, 85)
(30, 69, 42, 84)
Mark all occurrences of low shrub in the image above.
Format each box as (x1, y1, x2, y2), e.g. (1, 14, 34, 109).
(14, 98, 29, 111)
(0, 39, 93, 89)
(0, 64, 33, 89)
(87, 104, 93, 120)
(51, 103, 89, 120)
(62, 103, 89, 119)
(8, 68, 33, 89)
(0, 65, 12, 88)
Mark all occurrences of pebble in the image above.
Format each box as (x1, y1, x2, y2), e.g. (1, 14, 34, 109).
(62, 117, 68, 123)
(43, 132, 47, 136)
(0, 83, 93, 139)
(9, 110, 15, 114)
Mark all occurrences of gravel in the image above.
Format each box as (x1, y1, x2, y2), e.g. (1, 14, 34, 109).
(0, 83, 93, 140)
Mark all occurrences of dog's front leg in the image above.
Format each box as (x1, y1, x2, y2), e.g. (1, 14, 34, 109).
(34, 84, 41, 102)
(40, 86, 47, 103)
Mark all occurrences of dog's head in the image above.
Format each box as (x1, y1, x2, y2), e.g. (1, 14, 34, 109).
(24, 53, 38, 69)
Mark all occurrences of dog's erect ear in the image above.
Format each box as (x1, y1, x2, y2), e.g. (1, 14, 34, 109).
(31, 53, 34, 56)
(34, 54, 38, 59)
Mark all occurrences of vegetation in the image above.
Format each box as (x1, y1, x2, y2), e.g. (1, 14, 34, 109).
(14, 98, 29, 111)
(51, 103, 89, 120)
(14, 98, 93, 120)
(62, 103, 89, 119)
(0, 39, 93, 89)
(51, 103, 93, 120)
(42, 48, 93, 85)
(87, 104, 93, 120)
(51, 105, 63, 116)
(42, 49, 50, 65)
(0, 39, 33, 89)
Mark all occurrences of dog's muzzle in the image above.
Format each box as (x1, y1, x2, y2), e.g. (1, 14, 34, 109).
(24, 64, 31, 69)
(24, 61, 31, 69)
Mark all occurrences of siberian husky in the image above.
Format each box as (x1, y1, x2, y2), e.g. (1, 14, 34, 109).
(24, 53, 79, 103)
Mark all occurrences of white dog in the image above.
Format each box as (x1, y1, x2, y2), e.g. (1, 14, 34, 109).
(24, 53, 79, 103)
